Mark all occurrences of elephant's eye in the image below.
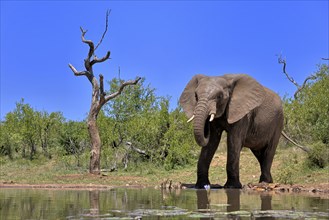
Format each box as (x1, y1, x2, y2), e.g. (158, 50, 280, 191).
(195, 93, 198, 102)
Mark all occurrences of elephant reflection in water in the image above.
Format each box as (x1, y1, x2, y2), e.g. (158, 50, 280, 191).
(196, 190, 274, 219)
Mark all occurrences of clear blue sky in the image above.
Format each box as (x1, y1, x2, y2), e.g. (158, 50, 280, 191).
(1, 1, 328, 121)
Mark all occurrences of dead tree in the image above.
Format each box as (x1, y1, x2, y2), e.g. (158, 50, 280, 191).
(68, 11, 141, 174)
(278, 55, 316, 99)
(277, 55, 311, 153)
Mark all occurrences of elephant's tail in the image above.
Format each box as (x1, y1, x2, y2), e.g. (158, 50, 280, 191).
(281, 131, 311, 153)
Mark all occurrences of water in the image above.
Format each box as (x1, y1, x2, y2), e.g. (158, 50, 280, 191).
(0, 188, 328, 219)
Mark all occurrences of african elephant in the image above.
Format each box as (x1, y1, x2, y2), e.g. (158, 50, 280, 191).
(179, 74, 283, 189)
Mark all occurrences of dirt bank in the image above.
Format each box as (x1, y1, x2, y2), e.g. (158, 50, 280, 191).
(1, 181, 328, 197)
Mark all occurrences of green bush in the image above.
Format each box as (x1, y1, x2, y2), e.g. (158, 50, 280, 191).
(283, 64, 329, 171)
(105, 78, 197, 170)
(283, 64, 329, 145)
(163, 108, 196, 170)
(306, 142, 329, 168)
(276, 152, 301, 184)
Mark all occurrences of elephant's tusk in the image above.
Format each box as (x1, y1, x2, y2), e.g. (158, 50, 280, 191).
(187, 115, 195, 123)
(209, 114, 215, 122)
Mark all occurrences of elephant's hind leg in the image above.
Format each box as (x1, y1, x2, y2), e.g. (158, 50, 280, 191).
(251, 143, 277, 183)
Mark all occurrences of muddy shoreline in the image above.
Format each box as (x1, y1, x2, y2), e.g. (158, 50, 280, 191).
(1, 182, 328, 198)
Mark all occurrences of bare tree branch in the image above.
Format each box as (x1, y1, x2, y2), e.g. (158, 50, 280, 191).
(99, 74, 105, 104)
(294, 74, 317, 98)
(79, 24, 110, 69)
(90, 51, 111, 66)
(99, 74, 105, 95)
(118, 66, 121, 80)
(278, 55, 300, 88)
(94, 9, 111, 52)
(278, 54, 315, 99)
(105, 77, 142, 102)
(68, 63, 91, 77)
(125, 142, 150, 159)
(281, 131, 310, 153)
(80, 27, 94, 62)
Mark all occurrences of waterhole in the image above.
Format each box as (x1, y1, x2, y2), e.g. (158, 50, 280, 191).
(0, 188, 328, 219)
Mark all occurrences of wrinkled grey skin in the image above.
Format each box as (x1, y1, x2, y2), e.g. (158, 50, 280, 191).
(179, 74, 283, 189)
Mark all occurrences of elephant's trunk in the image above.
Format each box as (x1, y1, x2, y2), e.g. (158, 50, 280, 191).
(193, 99, 210, 147)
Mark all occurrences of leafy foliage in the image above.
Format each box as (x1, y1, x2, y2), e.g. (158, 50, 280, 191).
(276, 151, 301, 184)
(283, 64, 329, 168)
(306, 142, 329, 168)
(103, 77, 196, 170)
(163, 107, 196, 170)
(0, 99, 64, 160)
(59, 121, 89, 167)
(1, 65, 328, 178)
(0, 78, 196, 170)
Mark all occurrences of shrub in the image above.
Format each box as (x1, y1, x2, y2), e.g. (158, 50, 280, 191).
(276, 152, 301, 184)
(283, 64, 329, 146)
(306, 142, 329, 168)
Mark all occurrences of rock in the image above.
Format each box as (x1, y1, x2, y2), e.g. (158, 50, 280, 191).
(159, 179, 183, 190)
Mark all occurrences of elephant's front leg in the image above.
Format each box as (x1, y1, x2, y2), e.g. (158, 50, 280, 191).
(224, 131, 243, 189)
(196, 129, 221, 189)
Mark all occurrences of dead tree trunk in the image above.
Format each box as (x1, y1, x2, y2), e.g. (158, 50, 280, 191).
(68, 11, 141, 174)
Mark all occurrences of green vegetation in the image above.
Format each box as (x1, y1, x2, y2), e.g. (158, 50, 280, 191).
(1, 65, 328, 186)
(282, 64, 329, 168)
(0, 77, 196, 173)
(0, 147, 328, 187)
(0, 99, 64, 160)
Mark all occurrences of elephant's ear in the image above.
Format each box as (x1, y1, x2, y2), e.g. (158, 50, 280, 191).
(226, 74, 266, 124)
(179, 74, 205, 118)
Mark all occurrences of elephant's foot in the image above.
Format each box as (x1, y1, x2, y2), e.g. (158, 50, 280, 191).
(224, 180, 242, 189)
(195, 179, 211, 189)
(259, 173, 273, 183)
